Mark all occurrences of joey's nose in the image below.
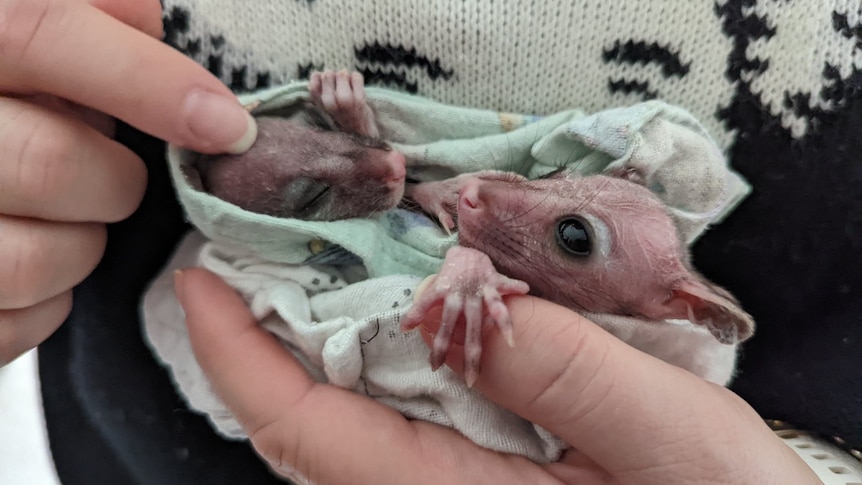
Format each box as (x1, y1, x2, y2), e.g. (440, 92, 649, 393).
(459, 178, 484, 212)
(384, 150, 406, 185)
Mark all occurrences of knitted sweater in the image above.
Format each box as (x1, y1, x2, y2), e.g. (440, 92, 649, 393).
(162, 0, 862, 152)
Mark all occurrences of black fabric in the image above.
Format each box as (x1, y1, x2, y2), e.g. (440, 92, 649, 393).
(696, 87, 862, 448)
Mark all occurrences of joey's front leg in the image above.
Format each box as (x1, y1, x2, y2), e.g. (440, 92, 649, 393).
(309, 70, 379, 138)
(401, 246, 529, 387)
(406, 174, 472, 233)
(407, 171, 528, 233)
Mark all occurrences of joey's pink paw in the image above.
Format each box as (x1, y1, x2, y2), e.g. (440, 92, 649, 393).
(309, 70, 379, 138)
(407, 171, 530, 233)
(401, 246, 529, 387)
(406, 180, 461, 233)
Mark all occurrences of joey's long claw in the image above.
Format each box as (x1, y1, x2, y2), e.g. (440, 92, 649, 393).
(400, 277, 442, 331)
(242, 100, 262, 113)
(430, 294, 464, 370)
(437, 211, 455, 235)
(483, 286, 517, 347)
(401, 300, 434, 331)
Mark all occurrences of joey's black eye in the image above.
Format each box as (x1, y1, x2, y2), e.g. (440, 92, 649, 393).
(556, 218, 591, 256)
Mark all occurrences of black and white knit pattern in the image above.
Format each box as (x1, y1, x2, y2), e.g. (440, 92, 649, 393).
(162, 0, 861, 151)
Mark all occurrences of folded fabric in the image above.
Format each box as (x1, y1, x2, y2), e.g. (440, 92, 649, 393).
(142, 231, 737, 464)
(143, 81, 751, 463)
(142, 232, 569, 463)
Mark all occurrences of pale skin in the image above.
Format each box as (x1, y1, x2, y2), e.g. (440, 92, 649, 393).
(0, 0, 823, 482)
(0, 0, 256, 365)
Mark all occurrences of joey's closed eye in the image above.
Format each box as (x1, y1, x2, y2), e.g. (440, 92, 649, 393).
(556, 217, 591, 256)
(284, 177, 331, 213)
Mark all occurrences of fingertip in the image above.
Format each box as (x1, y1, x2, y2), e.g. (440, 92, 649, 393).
(182, 90, 259, 154)
(308, 72, 321, 97)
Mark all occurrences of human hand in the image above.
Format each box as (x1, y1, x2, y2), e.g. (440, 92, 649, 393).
(175, 268, 820, 485)
(0, 0, 257, 365)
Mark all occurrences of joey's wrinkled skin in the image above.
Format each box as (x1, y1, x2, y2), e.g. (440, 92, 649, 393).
(195, 70, 406, 221)
(405, 171, 754, 383)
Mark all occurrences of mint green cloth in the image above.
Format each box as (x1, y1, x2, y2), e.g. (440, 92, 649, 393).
(167, 81, 750, 278)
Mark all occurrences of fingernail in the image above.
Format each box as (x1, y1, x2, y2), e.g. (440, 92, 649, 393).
(174, 270, 186, 303)
(414, 274, 437, 300)
(183, 89, 258, 154)
(504, 330, 516, 348)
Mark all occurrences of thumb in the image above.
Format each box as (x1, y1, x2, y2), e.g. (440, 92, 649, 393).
(417, 297, 793, 476)
(173, 268, 316, 426)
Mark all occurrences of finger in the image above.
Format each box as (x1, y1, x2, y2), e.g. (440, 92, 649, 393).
(73, 105, 116, 137)
(334, 70, 353, 109)
(494, 276, 530, 295)
(545, 449, 613, 484)
(0, 97, 146, 222)
(350, 71, 366, 105)
(0, 216, 105, 309)
(483, 287, 515, 347)
(175, 268, 552, 485)
(317, 71, 336, 112)
(24, 94, 115, 137)
(0, 0, 256, 154)
(0, 291, 72, 366)
(420, 296, 788, 476)
(88, 0, 163, 39)
(308, 72, 322, 100)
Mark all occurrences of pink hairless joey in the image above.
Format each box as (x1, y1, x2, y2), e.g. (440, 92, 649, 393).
(404, 171, 754, 386)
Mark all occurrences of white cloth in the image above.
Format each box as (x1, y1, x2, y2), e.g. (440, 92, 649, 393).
(142, 232, 567, 463)
(142, 231, 738, 463)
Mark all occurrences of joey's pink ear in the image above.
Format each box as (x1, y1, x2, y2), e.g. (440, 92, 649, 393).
(654, 277, 755, 344)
